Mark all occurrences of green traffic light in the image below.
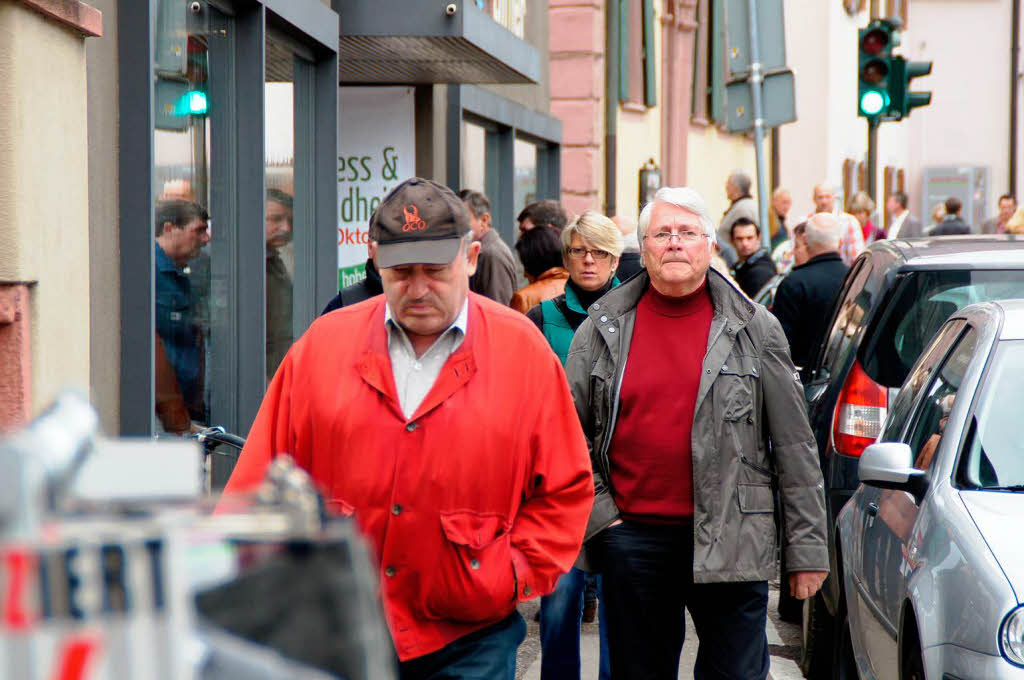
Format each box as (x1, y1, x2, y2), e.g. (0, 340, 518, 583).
(185, 90, 208, 115)
(860, 89, 888, 116)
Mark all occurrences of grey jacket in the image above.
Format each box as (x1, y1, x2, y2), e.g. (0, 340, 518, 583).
(565, 268, 829, 582)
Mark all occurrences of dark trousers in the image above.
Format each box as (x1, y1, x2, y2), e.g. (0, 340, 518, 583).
(539, 567, 611, 680)
(398, 612, 526, 680)
(592, 520, 769, 680)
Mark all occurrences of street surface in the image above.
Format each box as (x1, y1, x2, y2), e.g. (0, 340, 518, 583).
(515, 576, 803, 680)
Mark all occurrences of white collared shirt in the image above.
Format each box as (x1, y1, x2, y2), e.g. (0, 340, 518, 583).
(385, 299, 469, 419)
(889, 210, 908, 239)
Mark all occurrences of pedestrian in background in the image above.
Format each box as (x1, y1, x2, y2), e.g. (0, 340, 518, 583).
(982, 193, 1016, 234)
(716, 170, 758, 268)
(771, 215, 848, 371)
(459, 189, 517, 305)
(769, 187, 793, 251)
(526, 210, 619, 680)
(885, 191, 922, 239)
(518, 199, 570, 235)
(611, 215, 644, 280)
(809, 183, 865, 265)
(322, 242, 383, 313)
(729, 216, 777, 298)
(931, 196, 971, 235)
(224, 178, 594, 680)
(927, 201, 947, 231)
(566, 186, 828, 679)
(1006, 206, 1024, 234)
(849, 191, 886, 244)
(511, 226, 569, 313)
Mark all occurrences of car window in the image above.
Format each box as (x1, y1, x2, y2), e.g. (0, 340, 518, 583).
(902, 328, 978, 475)
(861, 270, 1024, 388)
(879, 319, 966, 443)
(958, 340, 1024, 490)
(818, 258, 873, 375)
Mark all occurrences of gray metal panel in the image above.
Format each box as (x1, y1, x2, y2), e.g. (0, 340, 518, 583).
(487, 127, 515, 245)
(293, 57, 318, 336)
(724, 0, 787, 79)
(460, 85, 562, 143)
(263, 0, 338, 52)
(446, 85, 463, 190)
(333, 0, 539, 84)
(724, 69, 796, 132)
(537, 143, 561, 201)
(118, 0, 156, 436)
(235, 5, 267, 435)
(314, 50, 340, 312)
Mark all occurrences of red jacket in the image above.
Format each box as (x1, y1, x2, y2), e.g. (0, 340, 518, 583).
(223, 293, 593, 661)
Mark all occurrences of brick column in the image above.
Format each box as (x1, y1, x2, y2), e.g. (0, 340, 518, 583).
(549, 1, 604, 216)
(661, 0, 698, 186)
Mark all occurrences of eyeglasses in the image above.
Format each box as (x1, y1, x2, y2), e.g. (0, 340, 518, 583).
(567, 247, 612, 260)
(646, 229, 707, 246)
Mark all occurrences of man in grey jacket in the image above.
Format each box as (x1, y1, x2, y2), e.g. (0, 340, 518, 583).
(565, 186, 828, 679)
(716, 170, 759, 268)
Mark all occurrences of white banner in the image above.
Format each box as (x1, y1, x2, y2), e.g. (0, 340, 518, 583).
(337, 86, 416, 288)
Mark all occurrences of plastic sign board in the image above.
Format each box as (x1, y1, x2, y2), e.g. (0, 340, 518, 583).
(337, 87, 415, 290)
(725, 70, 796, 133)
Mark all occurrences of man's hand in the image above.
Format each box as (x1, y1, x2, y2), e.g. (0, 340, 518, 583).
(789, 571, 827, 600)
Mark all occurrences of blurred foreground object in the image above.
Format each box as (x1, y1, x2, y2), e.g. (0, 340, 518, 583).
(0, 391, 394, 680)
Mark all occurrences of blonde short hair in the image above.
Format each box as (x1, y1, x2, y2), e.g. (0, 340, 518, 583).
(562, 210, 624, 258)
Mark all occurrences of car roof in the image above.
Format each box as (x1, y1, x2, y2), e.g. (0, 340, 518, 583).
(882, 235, 1024, 269)
(995, 299, 1024, 340)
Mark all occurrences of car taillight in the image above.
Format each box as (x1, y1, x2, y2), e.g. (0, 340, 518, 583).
(832, 359, 888, 458)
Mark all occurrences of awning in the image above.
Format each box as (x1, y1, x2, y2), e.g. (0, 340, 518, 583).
(333, 0, 540, 85)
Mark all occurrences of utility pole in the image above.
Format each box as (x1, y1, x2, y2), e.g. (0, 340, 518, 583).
(867, 118, 878, 197)
(745, 0, 771, 250)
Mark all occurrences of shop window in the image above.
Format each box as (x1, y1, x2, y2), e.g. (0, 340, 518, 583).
(514, 138, 538, 214)
(691, 0, 722, 122)
(623, 0, 657, 108)
(462, 121, 487, 192)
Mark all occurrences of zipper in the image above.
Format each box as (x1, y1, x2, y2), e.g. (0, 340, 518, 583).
(740, 454, 773, 478)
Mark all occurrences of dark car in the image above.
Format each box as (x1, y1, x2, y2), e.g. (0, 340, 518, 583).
(793, 235, 1024, 678)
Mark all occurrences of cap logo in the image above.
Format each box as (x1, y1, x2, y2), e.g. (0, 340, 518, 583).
(402, 205, 427, 232)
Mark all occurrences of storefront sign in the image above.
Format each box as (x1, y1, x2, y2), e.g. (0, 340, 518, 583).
(337, 87, 415, 289)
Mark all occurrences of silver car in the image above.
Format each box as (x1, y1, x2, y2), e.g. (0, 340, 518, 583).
(836, 299, 1024, 679)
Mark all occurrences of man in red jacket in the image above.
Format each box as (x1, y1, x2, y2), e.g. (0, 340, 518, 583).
(223, 178, 594, 680)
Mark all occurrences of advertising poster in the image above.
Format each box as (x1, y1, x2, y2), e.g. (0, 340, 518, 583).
(337, 86, 415, 288)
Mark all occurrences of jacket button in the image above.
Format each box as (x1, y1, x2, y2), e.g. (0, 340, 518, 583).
(706, 369, 712, 374)
(593, 303, 600, 310)
(600, 315, 608, 323)
(406, 422, 418, 432)
(608, 326, 616, 333)
(391, 504, 403, 516)
(469, 559, 480, 570)
(523, 586, 532, 596)
(721, 365, 729, 372)
(385, 566, 396, 577)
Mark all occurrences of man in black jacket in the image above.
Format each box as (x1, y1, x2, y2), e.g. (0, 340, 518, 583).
(320, 244, 383, 314)
(772, 214, 848, 370)
(930, 196, 972, 235)
(730, 217, 777, 298)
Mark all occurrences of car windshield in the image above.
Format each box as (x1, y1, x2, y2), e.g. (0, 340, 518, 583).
(959, 340, 1024, 490)
(862, 270, 1024, 388)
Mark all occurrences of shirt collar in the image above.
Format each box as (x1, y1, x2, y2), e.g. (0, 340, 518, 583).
(384, 297, 470, 338)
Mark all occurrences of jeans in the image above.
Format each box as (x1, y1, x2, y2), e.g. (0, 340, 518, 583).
(398, 612, 526, 680)
(592, 520, 769, 680)
(539, 567, 611, 680)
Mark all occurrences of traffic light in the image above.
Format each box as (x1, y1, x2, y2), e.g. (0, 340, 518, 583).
(857, 20, 895, 119)
(888, 56, 932, 119)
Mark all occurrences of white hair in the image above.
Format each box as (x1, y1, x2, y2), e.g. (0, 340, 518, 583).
(805, 213, 842, 252)
(637, 186, 717, 252)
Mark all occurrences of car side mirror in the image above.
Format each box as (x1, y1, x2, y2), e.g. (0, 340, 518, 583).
(859, 442, 928, 500)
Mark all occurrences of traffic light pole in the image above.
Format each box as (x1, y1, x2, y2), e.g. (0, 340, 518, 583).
(867, 117, 879, 198)
(745, 0, 772, 251)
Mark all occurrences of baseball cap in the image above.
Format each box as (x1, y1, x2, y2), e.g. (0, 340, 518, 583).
(370, 178, 471, 268)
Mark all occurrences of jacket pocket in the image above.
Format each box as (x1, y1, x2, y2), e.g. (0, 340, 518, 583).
(423, 510, 517, 623)
(737, 483, 774, 514)
(719, 356, 759, 423)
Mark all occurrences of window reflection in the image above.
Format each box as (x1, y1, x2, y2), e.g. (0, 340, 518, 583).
(153, 2, 215, 434)
(264, 38, 296, 382)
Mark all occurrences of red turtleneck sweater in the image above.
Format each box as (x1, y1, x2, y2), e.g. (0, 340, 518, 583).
(608, 280, 714, 522)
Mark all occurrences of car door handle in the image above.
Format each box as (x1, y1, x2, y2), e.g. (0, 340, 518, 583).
(866, 502, 879, 517)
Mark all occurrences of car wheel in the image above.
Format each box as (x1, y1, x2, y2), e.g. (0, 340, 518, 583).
(800, 590, 834, 679)
(832, 599, 857, 680)
(901, 631, 925, 680)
